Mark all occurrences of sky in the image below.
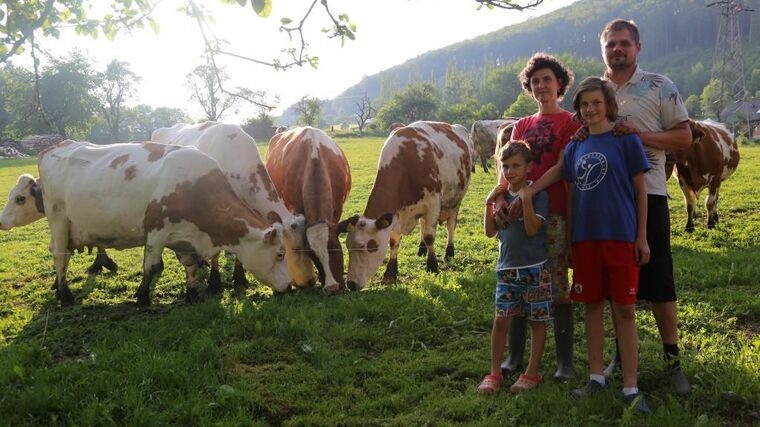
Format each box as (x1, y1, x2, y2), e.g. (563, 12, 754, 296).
(19, 0, 578, 121)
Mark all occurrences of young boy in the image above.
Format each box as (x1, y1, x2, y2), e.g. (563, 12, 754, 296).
(478, 140, 553, 394)
(563, 77, 651, 413)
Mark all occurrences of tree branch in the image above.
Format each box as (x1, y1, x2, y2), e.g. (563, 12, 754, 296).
(474, 0, 544, 10)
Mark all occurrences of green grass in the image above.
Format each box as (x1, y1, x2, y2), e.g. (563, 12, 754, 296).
(0, 141, 758, 426)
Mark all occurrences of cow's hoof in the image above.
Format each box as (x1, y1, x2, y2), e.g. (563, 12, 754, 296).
(684, 225, 695, 233)
(207, 269, 222, 294)
(135, 289, 151, 306)
(57, 287, 75, 306)
(323, 283, 341, 294)
(445, 244, 455, 260)
(102, 257, 118, 273)
(232, 275, 249, 290)
(86, 263, 103, 275)
(346, 280, 358, 291)
(50, 280, 58, 290)
(382, 273, 397, 283)
(185, 288, 201, 304)
(417, 241, 426, 257)
(426, 259, 440, 274)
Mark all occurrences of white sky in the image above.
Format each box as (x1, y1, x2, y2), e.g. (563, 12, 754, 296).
(18, 0, 578, 121)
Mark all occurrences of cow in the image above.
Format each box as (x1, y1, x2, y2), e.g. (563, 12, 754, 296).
(151, 122, 311, 289)
(35, 140, 289, 306)
(275, 125, 288, 134)
(341, 121, 472, 290)
(388, 122, 405, 132)
(0, 174, 119, 275)
(470, 119, 518, 172)
(266, 127, 352, 292)
(671, 119, 740, 232)
(493, 120, 517, 177)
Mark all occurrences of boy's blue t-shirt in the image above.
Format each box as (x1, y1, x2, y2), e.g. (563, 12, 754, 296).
(562, 131, 649, 243)
(496, 189, 549, 269)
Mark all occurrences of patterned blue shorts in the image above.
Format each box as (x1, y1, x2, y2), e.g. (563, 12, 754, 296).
(495, 263, 554, 321)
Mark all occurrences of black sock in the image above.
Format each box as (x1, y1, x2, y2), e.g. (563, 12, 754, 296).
(663, 343, 680, 369)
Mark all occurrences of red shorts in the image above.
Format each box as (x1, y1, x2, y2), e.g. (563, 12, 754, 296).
(570, 241, 639, 304)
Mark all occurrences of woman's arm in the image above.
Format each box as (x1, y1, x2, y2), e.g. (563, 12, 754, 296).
(521, 193, 543, 236)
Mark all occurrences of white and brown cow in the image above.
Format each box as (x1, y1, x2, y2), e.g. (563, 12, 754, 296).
(470, 119, 517, 172)
(151, 122, 311, 289)
(266, 127, 352, 292)
(671, 119, 740, 232)
(0, 174, 119, 274)
(36, 140, 289, 306)
(341, 121, 472, 290)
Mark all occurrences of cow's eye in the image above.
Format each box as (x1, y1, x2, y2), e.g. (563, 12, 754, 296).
(14, 195, 26, 204)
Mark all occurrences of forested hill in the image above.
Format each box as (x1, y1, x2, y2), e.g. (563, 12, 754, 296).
(280, 0, 759, 125)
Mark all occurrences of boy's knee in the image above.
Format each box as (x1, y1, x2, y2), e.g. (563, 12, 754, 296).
(614, 304, 636, 321)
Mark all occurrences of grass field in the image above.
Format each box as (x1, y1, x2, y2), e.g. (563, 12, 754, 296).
(0, 140, 758, 426)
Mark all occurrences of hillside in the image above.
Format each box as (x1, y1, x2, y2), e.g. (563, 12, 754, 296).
(280, 0, 759, 125)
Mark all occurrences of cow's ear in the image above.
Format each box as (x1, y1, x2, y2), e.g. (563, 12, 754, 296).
(337, 215, 359, 234)
(30, 179, 44, 213)
(264, 227, 278, 244)
(267, 211, 282, 225)
(375, 213, 394, 231)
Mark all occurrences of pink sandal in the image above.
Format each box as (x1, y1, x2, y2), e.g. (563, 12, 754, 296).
(477, 374, 502, 394)
(509, 373, 543, 393)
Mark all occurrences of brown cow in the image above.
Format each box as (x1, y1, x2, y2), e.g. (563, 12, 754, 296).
(470, 119, 518, 172)
(266, 127, 352, 292)
(672, 119, 740, 232)
(341, 121, 472, 290)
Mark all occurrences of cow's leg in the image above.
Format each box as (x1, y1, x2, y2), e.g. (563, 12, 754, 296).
(49, 215, 74, 306)
(207, 253, 222, 294)
(176, 252, 203, 303)
(232, 257, 250, 290)
(383, 230, 401, 283)
(481, 156, 489, 173)
(135, 244, 164, 306)
(445, 210, 459, 261)
(677, 173, 697, 233)
(86, 247, 118, 275)
(706, 182, 720, 229)
(417, 218, 427, 256)
(422, 204, 440, 273)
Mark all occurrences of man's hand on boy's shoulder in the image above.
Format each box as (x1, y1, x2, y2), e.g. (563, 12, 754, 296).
(494, 194, 523, 228)
(570, 126, 589, 142)
(612, 122, 639, 136)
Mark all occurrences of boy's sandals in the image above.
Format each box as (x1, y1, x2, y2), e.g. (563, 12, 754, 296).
(477, 374, 503, 394)
(509, 373, 543, 393)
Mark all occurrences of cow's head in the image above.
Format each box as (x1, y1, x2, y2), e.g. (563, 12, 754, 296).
(235, 222, 291, 292)
(304, 220, 347, 293)
(270, 211, 316, 288)
(0, 174, 45, 231)
(340, 212, 395, 290)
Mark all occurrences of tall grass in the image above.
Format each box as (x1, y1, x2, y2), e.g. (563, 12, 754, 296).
(0, 142, 757, 425)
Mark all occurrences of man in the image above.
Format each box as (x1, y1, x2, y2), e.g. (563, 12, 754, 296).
(599, 19, 692, 396)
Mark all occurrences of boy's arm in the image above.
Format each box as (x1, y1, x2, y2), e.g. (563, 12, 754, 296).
(521, 192, 544, 236)
(484, 203, 498, 238)
(633, 172, 650, 265)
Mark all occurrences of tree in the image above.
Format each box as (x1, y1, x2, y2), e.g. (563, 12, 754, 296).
(295, 96, 323, 127)
(503, 92, 536, 118)
(242, 112, 276, 141)
(701, 78, 728, 120)
(473, 103, 500, 120)
(185, 63, 241, 122)
(376, 83, 440, 129)
(354, 92, 376, 134)
(684, 94, 701, 118)
(95, 60, 141, 143)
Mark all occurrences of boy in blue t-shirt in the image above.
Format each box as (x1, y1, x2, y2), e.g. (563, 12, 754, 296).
(478, 140, 553, 394)
(563, 77, 651, 413)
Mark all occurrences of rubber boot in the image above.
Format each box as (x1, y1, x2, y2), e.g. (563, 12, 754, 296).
(501, 315, 527, 376)
(553, 303, 575, 381)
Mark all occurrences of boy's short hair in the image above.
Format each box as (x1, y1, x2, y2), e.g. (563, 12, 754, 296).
(518, 52, 574, 100)
(600, 19, 640, 44)
(499, 140, 533, 163)
(572, 77, 619, 123)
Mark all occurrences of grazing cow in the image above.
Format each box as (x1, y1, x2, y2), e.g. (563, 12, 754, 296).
(275, 126, 288, 134)
(266, 127, 352, 292)
(0, 174, 118, 274)
(36, 140, 289, 306)
(341, 121, 472, 290)
(151, 122, 311, 288)
(671, 119, 740, 232)
(470, 119, 518, 172)
(388, 122, 405, 132)
(493, 121, 518, 176)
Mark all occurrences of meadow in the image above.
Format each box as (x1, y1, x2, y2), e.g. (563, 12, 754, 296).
(0, 139, 758, 426)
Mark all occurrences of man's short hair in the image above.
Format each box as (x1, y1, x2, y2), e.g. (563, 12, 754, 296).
(499, 140, 533, 163)
(600, 19, 640, 44)
(518, 52, 574, 100)
(572, 77, 619, 123)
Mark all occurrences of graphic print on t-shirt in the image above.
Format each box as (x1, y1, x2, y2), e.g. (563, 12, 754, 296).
(521, 118, 557, 166)
(575, 152, 608, 191)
